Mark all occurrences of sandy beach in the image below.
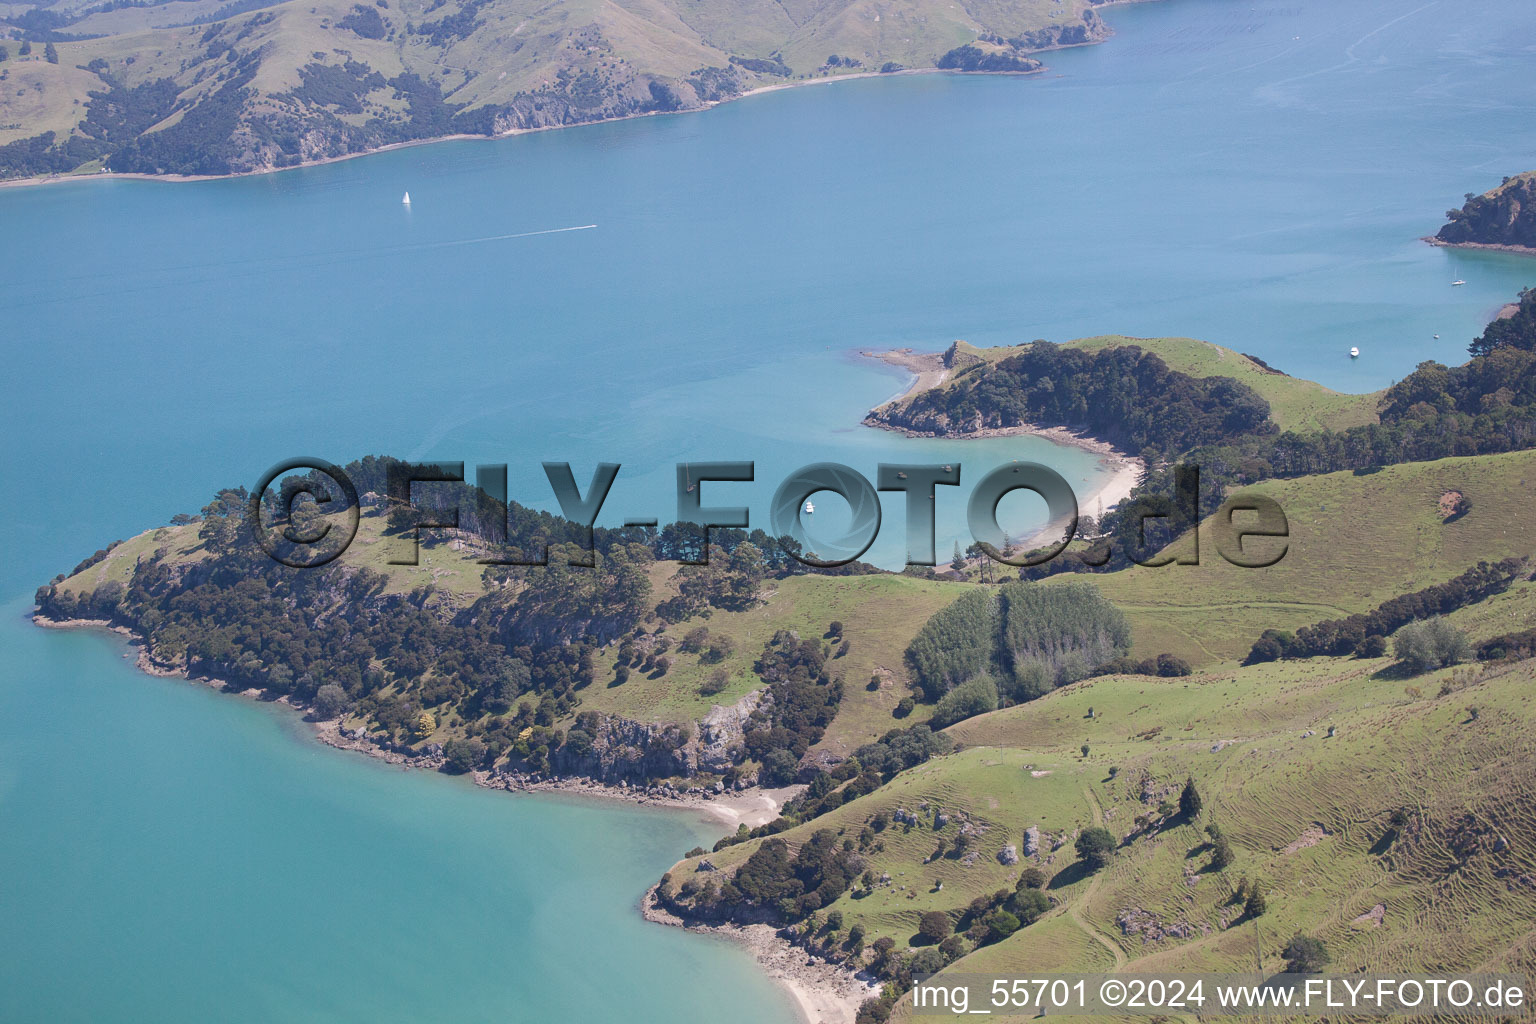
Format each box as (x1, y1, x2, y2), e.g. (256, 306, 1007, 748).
(861, 347, 1146, 523)
(642, 889, 880, 1024)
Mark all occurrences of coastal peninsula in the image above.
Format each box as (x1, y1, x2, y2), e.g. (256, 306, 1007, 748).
(1431, 171, 1536, 255)
(31, 296, 1536, 1024)
(863, 345, 1145, 524)
(0, 0, 1128, 182)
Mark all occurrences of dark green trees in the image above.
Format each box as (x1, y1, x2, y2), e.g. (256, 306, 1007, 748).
(905, 581, 1131, 723)
(918, 911, 952, 943)
(1282, 933, 1330, 973)
(1075, 827, 1116, 871)
(1180, 777, 1203, 818)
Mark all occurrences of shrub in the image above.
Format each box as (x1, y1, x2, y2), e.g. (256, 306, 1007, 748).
(893, 696, 914, 718)
(1075, 827, 1116, 870)
(982, 908, 1021, 941)
(1394, 616, 1471, 672)
(1017, 866, 1047, 890)
(760, 748, 800, 786)
(699, 668, 730, 696)
(1179, 777, 1202, 818)
(701, 636, 736, 664)
(931, 675, 998, 728)
(918, 910, 952, 942)
(1244, 885, 1268, 918)
(441, 737, 486, 773)
(1156, 653, 1192, 676)
(1008, 888, 1050, 925)
(312, 683, 349, 719)
(1354, 634, 1388, 658)
(1282, 933, 1330, 973)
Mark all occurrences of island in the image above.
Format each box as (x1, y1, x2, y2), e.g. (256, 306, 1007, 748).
(1432, 171, 1536, 254)
(34, 299, 1536, 1024)
(0, 0, 1125, 182)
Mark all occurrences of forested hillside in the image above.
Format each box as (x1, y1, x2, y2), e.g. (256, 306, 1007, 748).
(0, 0, 1113, 178)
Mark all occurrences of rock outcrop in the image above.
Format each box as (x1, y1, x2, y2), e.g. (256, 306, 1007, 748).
(1436, 173, 1536, 250)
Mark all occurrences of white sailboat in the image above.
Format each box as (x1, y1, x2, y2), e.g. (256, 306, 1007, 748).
(1452, 279, 1466, 286)
(1349, 347, 1359, 358)
(803, 500, 815, 515)
(401, 191, 412, 205)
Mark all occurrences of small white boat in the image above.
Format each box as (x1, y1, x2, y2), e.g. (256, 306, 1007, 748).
(401, 191, 412, 205)
(1434, 334, 1440, 339)
(1452, 279, 1466, 286)
(803, 500, 815, 515)
(1349, 347, 1359, 358)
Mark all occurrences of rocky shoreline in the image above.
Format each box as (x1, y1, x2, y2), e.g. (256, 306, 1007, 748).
(31, 611, 871, 1022)
(30, 612, 789, 821)
(641, 885, 881, 1024)
(1423, 237, 1536, 258)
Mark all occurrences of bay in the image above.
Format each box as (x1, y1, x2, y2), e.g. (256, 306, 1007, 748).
(2, 0, 1535, 1019)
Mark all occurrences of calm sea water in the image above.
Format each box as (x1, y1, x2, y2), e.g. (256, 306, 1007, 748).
(3, 0, 1536, 1019)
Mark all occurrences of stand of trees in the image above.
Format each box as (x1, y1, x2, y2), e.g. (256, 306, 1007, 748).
(1243, 558, 1523, 663)
(905, 581, 1132, 720)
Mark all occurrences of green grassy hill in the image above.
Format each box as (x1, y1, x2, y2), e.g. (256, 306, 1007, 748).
(1084, 448, 1536, 667)
(0, 0, 1110, 178)
(661, 651, 1536, 1019)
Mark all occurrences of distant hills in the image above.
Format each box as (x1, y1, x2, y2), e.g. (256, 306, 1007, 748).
(0, 0, 1115, 179)
(1436, 171, 1536, 252)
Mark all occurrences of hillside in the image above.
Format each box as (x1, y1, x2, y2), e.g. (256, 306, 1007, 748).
(658, 649, 1536, 1022)
(37, 368, 1536, 1024)
(1435, 172, 1536, 252)
(0, 0, 1113, 179)
(39, 486, 962, 775)
(1084, 448, 1536, 667)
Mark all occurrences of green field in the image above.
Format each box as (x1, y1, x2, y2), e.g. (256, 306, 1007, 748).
(1084, 448, 1536, 667)
(663, 651, 1536, 1019)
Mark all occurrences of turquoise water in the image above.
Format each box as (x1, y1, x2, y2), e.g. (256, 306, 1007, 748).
(0, 601, 797, 1023)
(3, 0, 1536, 1019)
